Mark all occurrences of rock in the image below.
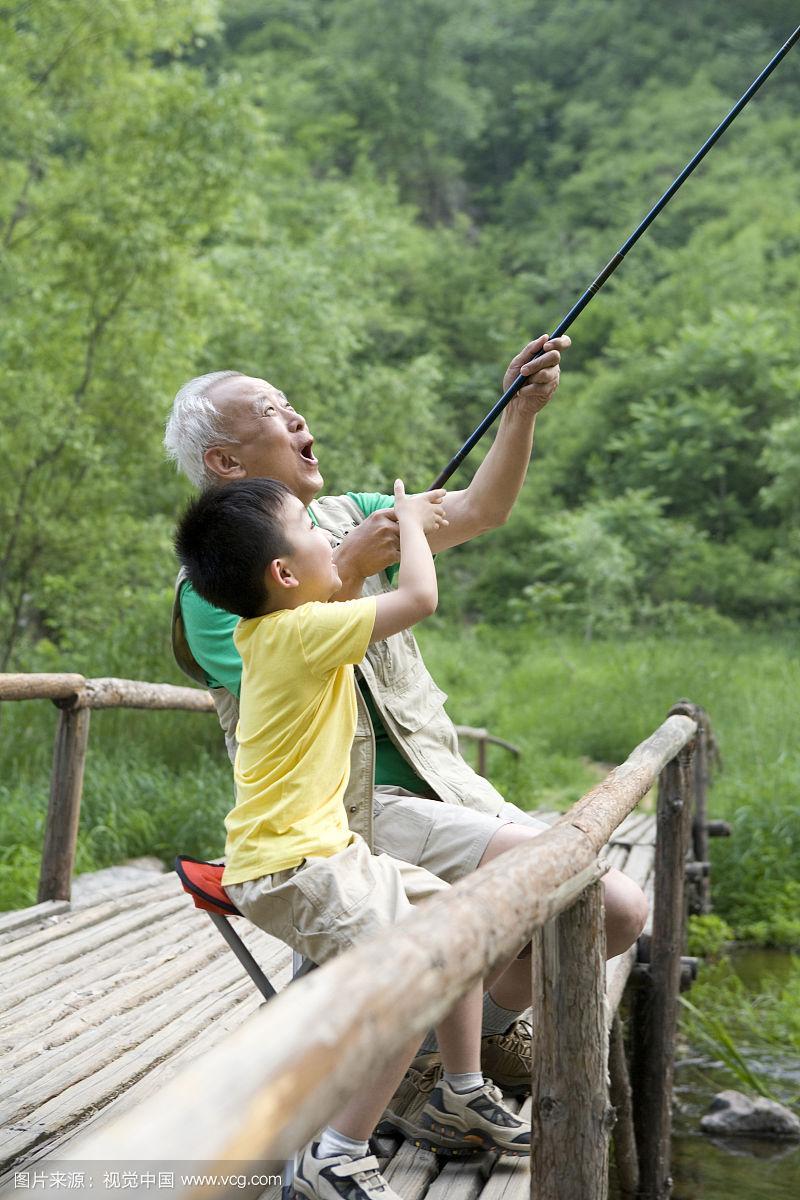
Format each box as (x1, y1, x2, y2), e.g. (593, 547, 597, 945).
(701, 1090, 800, 1140)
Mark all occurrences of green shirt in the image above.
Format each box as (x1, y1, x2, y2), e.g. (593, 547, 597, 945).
(180, 490, 423, 794)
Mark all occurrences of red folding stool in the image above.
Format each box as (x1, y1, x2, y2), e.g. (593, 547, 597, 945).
(176, 855, 315, 1199)
(175, 854, 321, 1002)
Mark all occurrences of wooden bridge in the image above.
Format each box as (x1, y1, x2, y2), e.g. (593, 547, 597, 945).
(0, 675, 725, 1199)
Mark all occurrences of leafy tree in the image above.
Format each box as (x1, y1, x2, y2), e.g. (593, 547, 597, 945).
(3, 0, 800, 681)
(0, 0, 249, 672)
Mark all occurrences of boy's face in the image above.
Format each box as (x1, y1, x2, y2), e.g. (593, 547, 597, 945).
(275, 494, 341, 602)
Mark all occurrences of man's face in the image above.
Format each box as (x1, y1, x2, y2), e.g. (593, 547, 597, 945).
(205, 375, 323, 504)
(279, 494, 342, 602)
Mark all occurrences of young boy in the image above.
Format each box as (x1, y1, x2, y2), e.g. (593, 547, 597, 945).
(175, 477, 530, 1200)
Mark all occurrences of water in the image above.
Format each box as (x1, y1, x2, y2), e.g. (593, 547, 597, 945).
(611, 949, 800, 1199)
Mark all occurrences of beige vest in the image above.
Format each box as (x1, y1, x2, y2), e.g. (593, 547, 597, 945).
(171, 494, 505, 848)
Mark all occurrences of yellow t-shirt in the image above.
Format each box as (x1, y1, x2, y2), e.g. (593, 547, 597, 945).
(222, 596, 377, 885)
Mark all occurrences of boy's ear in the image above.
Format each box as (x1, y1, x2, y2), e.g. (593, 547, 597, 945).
(268, 558, 299, 590)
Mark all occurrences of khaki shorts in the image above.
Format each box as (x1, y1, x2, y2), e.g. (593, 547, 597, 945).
(225, 834, 449, 965)
(372, 787, 550, 883)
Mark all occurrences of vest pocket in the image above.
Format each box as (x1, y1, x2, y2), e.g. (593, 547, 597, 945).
(379, 669, 449, 734)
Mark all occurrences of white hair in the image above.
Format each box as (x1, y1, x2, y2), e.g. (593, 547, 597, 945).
(164, 370, 242, 488)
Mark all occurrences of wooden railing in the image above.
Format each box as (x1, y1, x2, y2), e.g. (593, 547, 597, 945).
(55, 703, 712, 1200)
(0, 673, 519, 904)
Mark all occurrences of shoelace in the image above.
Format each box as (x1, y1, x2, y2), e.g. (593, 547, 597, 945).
(414, 1061, 443, 1095)
(331, 1155, 386, 1196)
(441, 1078, 505, 1107)
(495, 1019, 532, 1054)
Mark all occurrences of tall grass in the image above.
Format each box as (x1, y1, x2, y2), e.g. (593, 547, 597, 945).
(679, 953, 800, 1104)
(0, 702, 232, 909)
(418, 623, 800, 944)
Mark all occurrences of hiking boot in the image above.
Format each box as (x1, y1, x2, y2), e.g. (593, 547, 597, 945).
(376, 1052, 442, 1140)
(480, 1018, 533, 1096)
(415, 1079, 530, 1157)
(294, 1142, 403, 1200)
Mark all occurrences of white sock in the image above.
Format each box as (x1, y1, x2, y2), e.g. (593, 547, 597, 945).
(443, 1070, 484, 1093)
(316, 1127, 370, 1161)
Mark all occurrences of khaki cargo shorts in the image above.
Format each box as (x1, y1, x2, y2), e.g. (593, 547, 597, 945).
(225, 833, 449, 965)
(372, 787, 550, 883)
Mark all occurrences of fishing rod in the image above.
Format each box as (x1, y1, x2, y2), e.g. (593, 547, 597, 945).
(430, 23, 800, 490)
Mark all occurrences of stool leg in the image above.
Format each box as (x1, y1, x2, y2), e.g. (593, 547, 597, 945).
(283, 952, 307, 1198)
(208, 912, 277, 1001)
(283, 1157, 295, 1200)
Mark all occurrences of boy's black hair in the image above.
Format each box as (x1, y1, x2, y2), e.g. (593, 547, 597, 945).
(174, 479, 294, 618)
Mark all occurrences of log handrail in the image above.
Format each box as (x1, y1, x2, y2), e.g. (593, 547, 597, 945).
(0, 672, 216, 711)
(0, 672, 518, 901)
(0, 673, 517, 741)
(454, 725, 521, 755)
(57, 711, 698, 1188)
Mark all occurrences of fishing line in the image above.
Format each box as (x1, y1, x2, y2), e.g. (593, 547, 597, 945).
(430, 24, 800, 490)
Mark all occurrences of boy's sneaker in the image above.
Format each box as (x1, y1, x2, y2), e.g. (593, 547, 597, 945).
(480, 1019, 533, 1096)
(407, 1079, 529, 1158)
(294, 1142, 403, 1200)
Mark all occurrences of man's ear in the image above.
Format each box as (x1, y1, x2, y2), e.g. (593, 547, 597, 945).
(268, 558, 299, 591)
(204, 445, 246, 480)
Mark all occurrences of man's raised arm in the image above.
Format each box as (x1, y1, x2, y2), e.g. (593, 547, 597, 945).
(332, 333, 570, 598)
(427, 333, 570, 553)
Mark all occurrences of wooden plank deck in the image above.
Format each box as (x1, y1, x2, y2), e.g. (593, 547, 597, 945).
(0, 812, 657, 1194)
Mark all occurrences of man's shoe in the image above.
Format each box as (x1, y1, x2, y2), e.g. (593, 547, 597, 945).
(294, 1142, 403, 1200)
(415, 1079, 530, 1158)
(480, 1019, 532, 1097)
(377, 1052, 442, 1140)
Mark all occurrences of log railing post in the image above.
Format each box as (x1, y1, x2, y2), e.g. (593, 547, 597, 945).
(609, 1014, 639, 1199)
(690, 719, 711, 915)
(630, 729, 695, 1199)
(477, 734, 487, 777)
(668, 700, 712, 915)
(530, 880, 612, 1200)
(37, 699, 91, 901)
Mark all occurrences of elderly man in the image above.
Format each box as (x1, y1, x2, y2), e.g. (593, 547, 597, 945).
(165, 334, 647, 1108)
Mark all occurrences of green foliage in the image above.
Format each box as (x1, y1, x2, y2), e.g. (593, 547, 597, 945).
(1, 0, 246, 675)
(688, 914, 734, 960)
(3, 0, 800, 675)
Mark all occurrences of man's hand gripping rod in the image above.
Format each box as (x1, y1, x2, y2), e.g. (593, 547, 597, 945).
(429, 23, 800, 491)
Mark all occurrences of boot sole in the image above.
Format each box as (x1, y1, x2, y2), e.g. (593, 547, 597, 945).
(381, 1113, 528, 1158)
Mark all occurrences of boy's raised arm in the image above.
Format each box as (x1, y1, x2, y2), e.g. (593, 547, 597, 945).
(370, 481, 446, 643)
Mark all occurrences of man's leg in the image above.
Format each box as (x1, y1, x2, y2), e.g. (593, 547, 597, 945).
(373, 790, 648, 961)
(480, 816, 649, 1011)
(372, 789, 530, 1036)
(371, 790, 539, 1092)
(372, 789, 648, 1092)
